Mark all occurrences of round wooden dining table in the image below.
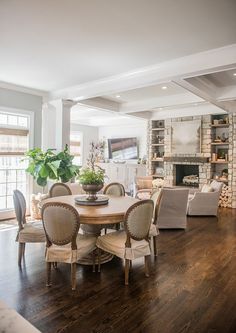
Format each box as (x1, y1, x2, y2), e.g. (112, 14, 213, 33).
(42, 194, 138, 224)
(42, 194, 139, 264)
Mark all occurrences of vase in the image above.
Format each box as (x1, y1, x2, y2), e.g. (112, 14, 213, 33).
(82, 184, 104, 201)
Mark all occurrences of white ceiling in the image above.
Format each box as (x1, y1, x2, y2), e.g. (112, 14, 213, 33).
(103, 82, 186, 103)
(70, 104, 145, 127)
(1, 0, 236, 91)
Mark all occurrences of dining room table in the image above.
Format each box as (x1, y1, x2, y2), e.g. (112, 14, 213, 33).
(41, 194, 139, 264)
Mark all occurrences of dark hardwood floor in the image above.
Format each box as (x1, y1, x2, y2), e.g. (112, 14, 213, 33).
(0, 209, 236, 333)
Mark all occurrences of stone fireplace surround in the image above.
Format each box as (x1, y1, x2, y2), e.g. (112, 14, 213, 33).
(147, 114, 236, 208)
(164, 160, 210, 189)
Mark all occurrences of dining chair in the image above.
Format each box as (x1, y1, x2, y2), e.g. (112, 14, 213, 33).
(13, 190, 46, 266)
(42, 202, 97, 290)
(103, 182, 126, 233)
(96, 199, 154, 285)
(49, 183, 72, 197)
(103, 182, 126, 196)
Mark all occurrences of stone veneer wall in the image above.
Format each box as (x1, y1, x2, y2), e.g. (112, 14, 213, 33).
(147, 113, 236, 208)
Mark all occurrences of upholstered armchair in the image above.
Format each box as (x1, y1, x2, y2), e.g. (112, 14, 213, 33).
(187, 180, 223, 216)
(157, 188, 189, 229)
(134, 176, 153, 199)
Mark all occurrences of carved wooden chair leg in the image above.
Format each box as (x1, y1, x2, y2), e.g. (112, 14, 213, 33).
(46, 262, 52, 287)
(97, 248, 101, 273)
(22, 243, 26, 256)
(52, 262, 57, 269)
(125, 259, 130, 285)
(144, 255, 150, 277)
(129, 260, 132, 270)
(18, 243, 24, 266)
(104, 228, 107, 235)
(153, 236, 158, 257)
(92, 250, 96, 273)
(71, 263, 77, 290)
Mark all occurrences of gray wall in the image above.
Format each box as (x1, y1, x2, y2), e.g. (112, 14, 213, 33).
(0, 87, 43, 147)
(70, 123, 99, 166)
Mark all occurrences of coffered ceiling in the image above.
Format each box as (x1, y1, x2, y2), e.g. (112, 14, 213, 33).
(1, 0, 236, 123)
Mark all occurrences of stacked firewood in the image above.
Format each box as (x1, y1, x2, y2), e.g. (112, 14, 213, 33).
(218, 184, 230, 208)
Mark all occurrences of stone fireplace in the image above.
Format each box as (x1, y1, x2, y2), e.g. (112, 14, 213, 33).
(175, 164, 199, 187)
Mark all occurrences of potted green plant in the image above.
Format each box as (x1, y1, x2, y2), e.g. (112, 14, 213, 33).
(78, 141, 105, 201)
(25, 144, 80, 187)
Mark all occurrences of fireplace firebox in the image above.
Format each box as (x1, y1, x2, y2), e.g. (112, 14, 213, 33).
(175, 164, 199, 187)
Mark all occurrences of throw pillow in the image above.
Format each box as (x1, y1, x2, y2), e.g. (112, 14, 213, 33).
(201, 184, 213, 193)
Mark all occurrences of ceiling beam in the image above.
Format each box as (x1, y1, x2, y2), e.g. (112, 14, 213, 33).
(48, 44, 236, 102)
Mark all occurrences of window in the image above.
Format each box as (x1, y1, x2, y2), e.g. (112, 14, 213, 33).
(0, 112, 29, 212)
(70, 132, 82, 166)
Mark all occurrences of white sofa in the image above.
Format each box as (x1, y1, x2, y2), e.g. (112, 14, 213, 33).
(187, 180, 223, 216)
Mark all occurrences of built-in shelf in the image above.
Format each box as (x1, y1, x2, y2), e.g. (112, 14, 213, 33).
(211, 161, 228, 164)
(152, 174, 164, 178)
(211, 142, 229, 145)
(152, 143, 165, 146)
(152, 128, 165, 131)
(151, 158, 164, 162)
(211, 124, 229, 128)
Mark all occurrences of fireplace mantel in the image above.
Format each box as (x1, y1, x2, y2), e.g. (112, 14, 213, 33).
(164, 156, 210, 163)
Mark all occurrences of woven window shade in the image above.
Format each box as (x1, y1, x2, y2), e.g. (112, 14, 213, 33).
(0, 128, 29, 155)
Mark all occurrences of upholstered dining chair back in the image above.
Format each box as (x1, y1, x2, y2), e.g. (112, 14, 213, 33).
(13, 190, 27, 230)
(157, 188, 189, 229)
(49, 183, 72, 198)
(103, 182, 125, 196)
(42, 202, 79, 247)
(124, 200, 154, 241)
(150, 189, 162, 222)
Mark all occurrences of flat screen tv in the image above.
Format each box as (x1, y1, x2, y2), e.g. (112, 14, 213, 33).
(108, 137, 138, 159)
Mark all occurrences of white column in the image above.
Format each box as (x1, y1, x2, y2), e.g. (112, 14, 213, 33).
(42, 100, 75, 151)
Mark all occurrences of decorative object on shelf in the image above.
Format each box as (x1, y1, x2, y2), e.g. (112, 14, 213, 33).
(25, 145, 80, 187)
(155, 135, 164, 144)
(78, 142, 105, 202)
(217, 148, 228, 161)
(212, 153, 217, 162)
(221, 132, 229, 142)
(156, 120, 164, 128)
(155, 167, 164, 177)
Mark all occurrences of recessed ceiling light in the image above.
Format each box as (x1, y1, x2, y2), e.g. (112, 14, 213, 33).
(116, 95, 121, 98)
(159, 107, 163, 110)
(233, 73, 236, 76)
(161, 86, 167, 90)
